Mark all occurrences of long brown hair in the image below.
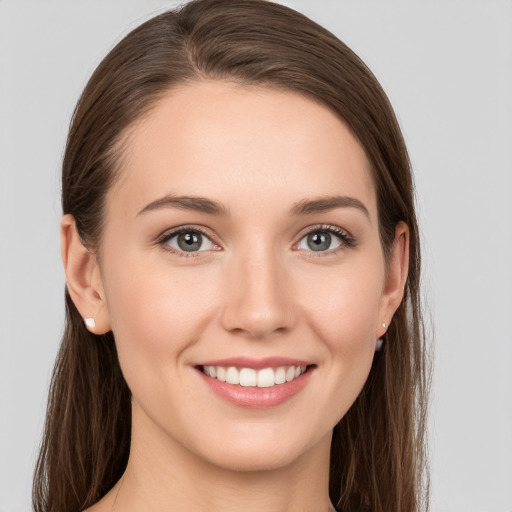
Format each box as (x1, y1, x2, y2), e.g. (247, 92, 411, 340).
(33, 1, 430, 510)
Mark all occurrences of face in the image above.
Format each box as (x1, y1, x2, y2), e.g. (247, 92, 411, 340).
(93, 81, 397, 472)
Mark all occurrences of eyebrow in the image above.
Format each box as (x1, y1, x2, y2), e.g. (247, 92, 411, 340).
(137, 195, 229, 217)
(289, 195, 369, 218)
(136, 194, 369, 219)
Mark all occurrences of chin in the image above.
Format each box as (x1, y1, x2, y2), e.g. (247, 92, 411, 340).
(190, 421, 331, 473)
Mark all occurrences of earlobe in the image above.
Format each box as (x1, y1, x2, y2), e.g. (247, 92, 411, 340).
(378, 221, 409, 337)
(60, 214, 111, 334)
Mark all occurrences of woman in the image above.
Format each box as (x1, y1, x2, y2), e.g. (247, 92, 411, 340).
(33, 0, 430, 510)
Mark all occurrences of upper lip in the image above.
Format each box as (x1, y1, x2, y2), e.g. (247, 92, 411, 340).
(195, 356, 314, 370)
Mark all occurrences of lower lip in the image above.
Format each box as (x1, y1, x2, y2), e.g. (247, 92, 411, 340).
(196, 368, 313, 408)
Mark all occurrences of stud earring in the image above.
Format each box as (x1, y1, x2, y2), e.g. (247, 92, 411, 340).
(84, 317, 96, 329)
(381, 322, 387, 329)
(375, 338, 383, 352)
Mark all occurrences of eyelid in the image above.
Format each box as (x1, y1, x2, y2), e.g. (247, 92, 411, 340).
(294, 223, 352, 241)
(156, 225, 220, 257)
(293, 224, 356, 256)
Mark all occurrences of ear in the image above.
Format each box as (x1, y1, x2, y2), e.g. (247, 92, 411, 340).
(377, 221, 409, 337)
(60, 214, 111, 334)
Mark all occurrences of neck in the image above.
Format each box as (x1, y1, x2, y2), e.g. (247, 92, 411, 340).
(101, 405, 335, 512)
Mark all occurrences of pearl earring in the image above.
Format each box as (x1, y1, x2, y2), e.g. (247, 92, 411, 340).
(84, 317, 96, 329)
(375, 322, 387, 352)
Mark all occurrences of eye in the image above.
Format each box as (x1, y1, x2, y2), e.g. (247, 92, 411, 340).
(296, 226, 354, 253)
(159, 227, 217, 256)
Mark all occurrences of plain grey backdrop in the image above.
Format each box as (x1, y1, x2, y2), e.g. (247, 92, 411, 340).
(1, 1, 511, 511)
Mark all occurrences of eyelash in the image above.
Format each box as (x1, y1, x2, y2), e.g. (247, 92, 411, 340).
(297, 224, 356, 259)
(156, 226, 217, 259)
(156, 224, 356, 259)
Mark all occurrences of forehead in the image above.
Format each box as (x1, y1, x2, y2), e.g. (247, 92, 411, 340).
(108, 80, 376, 221)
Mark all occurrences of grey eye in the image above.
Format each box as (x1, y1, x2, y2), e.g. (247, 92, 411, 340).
(166, 231, 215, 253)
(298, 231, 342, 252)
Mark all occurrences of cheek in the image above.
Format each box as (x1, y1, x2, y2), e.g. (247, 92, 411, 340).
(102, 252, 221, 370)
(300, 264, 384, 350)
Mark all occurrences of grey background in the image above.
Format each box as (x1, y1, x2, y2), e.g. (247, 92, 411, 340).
(1, 1, 511, 511)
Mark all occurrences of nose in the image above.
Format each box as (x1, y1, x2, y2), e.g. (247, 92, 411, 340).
(220, 245, 296, 340)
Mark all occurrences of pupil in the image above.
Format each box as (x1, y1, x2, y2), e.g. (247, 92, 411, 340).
(308, 232, 331, 251)
(178, 232, 202, 252)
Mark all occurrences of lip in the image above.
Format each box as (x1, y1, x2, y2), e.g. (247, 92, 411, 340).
(195, 356, 313, 370)
(194, 358, 315, 409)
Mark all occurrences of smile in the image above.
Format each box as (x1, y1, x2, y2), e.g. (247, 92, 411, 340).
(201, 365, 308, 388)
(195, 358, 315, 408)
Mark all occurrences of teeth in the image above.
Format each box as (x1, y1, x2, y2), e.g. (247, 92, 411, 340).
(257, 367, 275, 388)
(275, 367, 286, 385)
(240, 368, 257, 387)
(216, 366, 226, 382)
(226, 366, 240, 385)
(202, 365, 308, 387)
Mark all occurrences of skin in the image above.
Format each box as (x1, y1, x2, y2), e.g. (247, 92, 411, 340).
(61, 81, 409, 512)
